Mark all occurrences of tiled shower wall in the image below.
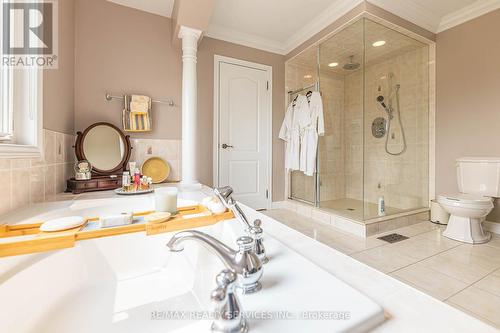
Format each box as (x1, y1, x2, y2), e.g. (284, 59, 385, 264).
(0, 131, 182, 218)
(343, 46, 429, 209)
(0, 129, 77, 217)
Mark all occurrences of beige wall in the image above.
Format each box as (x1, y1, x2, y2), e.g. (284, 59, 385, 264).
(74, 0, 182, 139)
(197, 37, 286, 200)
(72, 0, 286, 201)
(43, 0, 75, 134)
(436, 9, 500, 222)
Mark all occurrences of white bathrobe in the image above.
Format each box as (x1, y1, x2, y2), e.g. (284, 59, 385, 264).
(279, 95, 309, 171)
(300, 92, 325, 176)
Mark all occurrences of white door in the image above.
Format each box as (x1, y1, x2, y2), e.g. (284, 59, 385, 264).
(216, 60, 271, 210)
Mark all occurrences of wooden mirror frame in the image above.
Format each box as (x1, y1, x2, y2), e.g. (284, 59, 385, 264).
(75, 122, 132, 176)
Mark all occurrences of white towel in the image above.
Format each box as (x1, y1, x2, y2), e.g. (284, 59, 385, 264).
(130, 95, 151, 115)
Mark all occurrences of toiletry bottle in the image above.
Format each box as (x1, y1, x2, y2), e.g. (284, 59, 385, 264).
(122, 171, 130, 191)
(134, 168, 141, 191)
(378, 197, 385, 216)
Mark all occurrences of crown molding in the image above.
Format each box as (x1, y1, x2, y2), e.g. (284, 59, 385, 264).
(204, 0, 500, 55)
(282, 0, 364, 54)
(205, 24, 287, 55)
(437, 0, 500, 32)
(106, 0, 174, 18)
(366, 0, 441, 32)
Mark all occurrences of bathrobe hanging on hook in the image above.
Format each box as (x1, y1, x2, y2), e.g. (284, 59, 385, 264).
(300, 91, 324, 176)
(279, 95, 310, 171)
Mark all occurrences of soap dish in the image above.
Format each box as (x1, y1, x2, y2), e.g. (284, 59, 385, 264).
(40, 216, 86, 232)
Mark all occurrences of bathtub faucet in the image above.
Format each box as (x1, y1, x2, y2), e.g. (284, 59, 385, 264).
(214, 186, 269, 264)
(167, 230, 263, 294)
(211, 269, 249, 333)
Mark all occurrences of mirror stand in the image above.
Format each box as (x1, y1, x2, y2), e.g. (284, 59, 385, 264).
(66, 122, 132, 194)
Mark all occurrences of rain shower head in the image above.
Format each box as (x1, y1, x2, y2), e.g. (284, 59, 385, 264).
(343, 55, 360, 71)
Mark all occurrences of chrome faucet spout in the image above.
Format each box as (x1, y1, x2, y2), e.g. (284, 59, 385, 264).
(167, 230, 237, 268)
(167, 230, 263, 294)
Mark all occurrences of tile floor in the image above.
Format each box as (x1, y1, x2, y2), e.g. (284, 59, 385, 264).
(264, 209, 500, 329)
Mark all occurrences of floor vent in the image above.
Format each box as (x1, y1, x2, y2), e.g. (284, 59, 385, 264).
(377, 233, 409, 244)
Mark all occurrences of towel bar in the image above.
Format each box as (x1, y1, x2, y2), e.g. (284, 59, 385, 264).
(105, 93, 175, 107)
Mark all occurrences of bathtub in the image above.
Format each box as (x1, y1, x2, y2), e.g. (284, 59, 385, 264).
(0, 192, 384, 333)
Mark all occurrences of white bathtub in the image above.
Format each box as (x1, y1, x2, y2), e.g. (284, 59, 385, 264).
(0, 193, 385, 333)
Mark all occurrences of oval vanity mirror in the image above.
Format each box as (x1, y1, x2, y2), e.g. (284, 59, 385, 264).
(75, 122, 131, 176)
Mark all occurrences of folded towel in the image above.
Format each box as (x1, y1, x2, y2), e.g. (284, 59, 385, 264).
(123, 108, 151, 132)
(130, 101, 149, 114)
(122, 94, 152, 132)
(130, 95, 151, 115)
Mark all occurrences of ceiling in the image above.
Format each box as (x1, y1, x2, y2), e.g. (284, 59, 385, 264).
(107, 0, 500, 54)
(106, 0, 174, 17)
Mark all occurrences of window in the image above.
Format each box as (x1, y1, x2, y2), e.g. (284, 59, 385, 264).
(0, 3, 43, 158)
(0, 66, 13, 142)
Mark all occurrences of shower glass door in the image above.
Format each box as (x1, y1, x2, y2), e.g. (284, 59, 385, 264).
(362, 19, 429, 219)
(318, 19, 365, 219)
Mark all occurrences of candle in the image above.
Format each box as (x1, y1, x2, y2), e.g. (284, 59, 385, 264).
(155, 187, 178, 213)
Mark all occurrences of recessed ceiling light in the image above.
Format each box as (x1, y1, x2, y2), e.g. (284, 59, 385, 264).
(328, 62, 339, 68)
(304, 74, 313, 79)
(372, 40, 386, 47)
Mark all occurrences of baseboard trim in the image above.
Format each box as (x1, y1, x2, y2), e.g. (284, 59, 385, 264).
(484, 221, 500, 235)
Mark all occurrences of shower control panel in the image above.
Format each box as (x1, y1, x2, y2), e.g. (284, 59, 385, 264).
(372, 117, 387, 138)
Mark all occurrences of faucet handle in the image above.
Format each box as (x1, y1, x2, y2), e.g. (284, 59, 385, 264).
(236, 236, 254, 252)
(215, 269, 237, 287)
(211, 270, 236, 303)
(211, 269, 248, 333)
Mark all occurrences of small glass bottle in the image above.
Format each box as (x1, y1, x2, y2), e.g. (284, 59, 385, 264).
(133, 168, 141, 191)
(122, 171, 130, 191)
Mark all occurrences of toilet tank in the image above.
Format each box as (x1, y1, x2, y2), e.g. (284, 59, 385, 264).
(457, 157, 500, 197)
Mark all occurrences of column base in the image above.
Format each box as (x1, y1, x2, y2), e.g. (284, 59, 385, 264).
(179, 181, 202, 191)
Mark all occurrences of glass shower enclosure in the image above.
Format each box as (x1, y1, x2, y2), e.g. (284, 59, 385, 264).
(285, 17, 430, 222)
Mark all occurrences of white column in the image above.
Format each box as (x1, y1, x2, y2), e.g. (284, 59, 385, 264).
(178, 26, 202, 189)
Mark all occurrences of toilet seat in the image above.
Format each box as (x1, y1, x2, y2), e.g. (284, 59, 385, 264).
(438, 193, 493, 208)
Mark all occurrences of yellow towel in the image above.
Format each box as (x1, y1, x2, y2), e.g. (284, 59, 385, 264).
(130, 95, 151, 115)
(122, 94, 152, 132)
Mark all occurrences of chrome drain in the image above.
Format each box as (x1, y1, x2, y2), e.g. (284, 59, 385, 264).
(377, 233, 408, 243)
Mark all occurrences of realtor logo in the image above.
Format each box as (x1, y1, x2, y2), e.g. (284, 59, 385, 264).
(2, 0, 58, 68)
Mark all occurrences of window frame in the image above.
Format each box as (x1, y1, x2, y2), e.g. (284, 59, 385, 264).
(0, 2, 43, 159)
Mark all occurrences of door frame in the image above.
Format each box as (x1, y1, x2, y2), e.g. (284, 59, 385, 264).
(213, 55, 273, 209)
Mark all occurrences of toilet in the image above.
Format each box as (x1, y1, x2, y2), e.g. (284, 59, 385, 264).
(438, 157, 500, 244)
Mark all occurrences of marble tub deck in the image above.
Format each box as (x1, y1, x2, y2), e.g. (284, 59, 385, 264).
(264, 209, 500, 330)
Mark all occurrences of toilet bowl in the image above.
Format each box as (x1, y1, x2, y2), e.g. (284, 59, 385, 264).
(437, 157, 500, 244)
(438, 193, 493, 244)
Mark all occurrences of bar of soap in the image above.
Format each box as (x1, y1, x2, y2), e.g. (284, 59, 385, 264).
(145, 212, 172, 224)
(99, 213, 133, 228)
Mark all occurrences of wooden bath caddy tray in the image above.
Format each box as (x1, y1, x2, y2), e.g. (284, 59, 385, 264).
(0, 205, 234, 258)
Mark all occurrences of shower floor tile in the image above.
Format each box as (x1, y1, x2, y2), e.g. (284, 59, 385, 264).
(320, 198, 403, 221)
(263, 208, 500, 329)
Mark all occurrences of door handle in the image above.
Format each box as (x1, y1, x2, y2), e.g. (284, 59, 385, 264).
(221, 144, 234, 149)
